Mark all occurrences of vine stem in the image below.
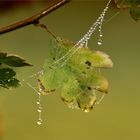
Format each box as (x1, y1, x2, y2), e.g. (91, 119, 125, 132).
(0, 0, 70, 35)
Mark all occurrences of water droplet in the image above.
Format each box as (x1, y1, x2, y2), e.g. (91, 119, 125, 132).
(38, 70, 43, 75)
(37, 121, 42, 125)
(36, 93, 43, 125)
(39, 88, 43, 92)
(96, 19, 99, 22)
(97, 41, 102, 46)
(83, 109, 90, 113)
(39, 106, 42, 109)
(100, 34, 103, 37)
(36, 101, 40, 105)
(37, 109, 42, 113)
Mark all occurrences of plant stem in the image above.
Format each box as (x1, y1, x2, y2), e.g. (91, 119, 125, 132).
(0, 0, 70, 35)
(34, 21, 57, 39)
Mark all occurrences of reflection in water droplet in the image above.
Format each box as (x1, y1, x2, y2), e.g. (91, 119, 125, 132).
(22, 75, 44, 126)
(97, 41, 102, 46)
(74, 0, 111, 48)
(36, 101, 40, 105)
(84, 109, 90, 113)
(100, 34, 103, 37)
(37, 121, 42, 125)
(36, 92, 43, 125)
(37, 109, 42, 113)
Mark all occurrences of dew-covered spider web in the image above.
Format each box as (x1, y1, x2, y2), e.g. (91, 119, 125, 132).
(21, 0, 115, 125)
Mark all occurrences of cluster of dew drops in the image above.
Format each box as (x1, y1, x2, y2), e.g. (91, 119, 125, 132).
(36, 91, 43, 125)
(23, 0, 111, 126)
(22, 70, 44, 125)
(76, 0, 111, 48)
(55, 0, 111, 68)
(35, 70, 44, 125)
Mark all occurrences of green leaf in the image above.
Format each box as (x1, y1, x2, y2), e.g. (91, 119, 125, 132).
(0, 52, 32, 67)
(38, 38, 113, 112)
(38, 67, 61, 94)
(0, 68, 20, 88)
(61, 76, 80, 108)
(115, 0, 140, 8)
(0, 52, 32, 89)
(130, 5, 140, 21)
(76, 90, 97, 112)
(5, 78, 20, 88)
(80, 70, 109, 94)
(115, 0, 140, 20)
(70, 49, 113, 69)
(39, 65, 72, 94)
(91, 74, 109, 93)
(0, 68, 16, 78)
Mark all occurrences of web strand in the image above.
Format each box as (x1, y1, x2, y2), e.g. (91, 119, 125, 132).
(23, 80, 43, 125)
(59, 0, 112, 67)
(20, 0, 119, 125)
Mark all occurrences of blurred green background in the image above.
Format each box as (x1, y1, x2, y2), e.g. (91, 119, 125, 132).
(0, 0, 140, 140)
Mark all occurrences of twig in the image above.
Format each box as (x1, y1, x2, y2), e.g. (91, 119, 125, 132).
(34, 21, 57, 39)
(0, 0, 70, 35)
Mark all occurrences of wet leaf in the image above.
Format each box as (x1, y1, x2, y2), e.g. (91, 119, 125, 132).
(38, 38, 113, 112)
(69, 49, 113, 69)
(61, 76, 80, 108)
(81, 71, 109, 94)
(76, 90, 97, 112)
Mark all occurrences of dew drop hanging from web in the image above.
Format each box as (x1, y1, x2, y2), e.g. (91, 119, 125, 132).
(36, 91, 43, 125)
(22, 74, 44, 126)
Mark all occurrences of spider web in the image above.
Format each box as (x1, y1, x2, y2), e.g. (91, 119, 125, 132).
(21, 0, 116, 125)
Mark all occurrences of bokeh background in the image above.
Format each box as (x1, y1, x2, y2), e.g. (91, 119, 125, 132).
(0, 0, 140, 140)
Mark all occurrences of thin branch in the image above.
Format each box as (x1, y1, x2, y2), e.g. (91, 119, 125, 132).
(34, 21, 57, 39)
(0, 0, 70, 35)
